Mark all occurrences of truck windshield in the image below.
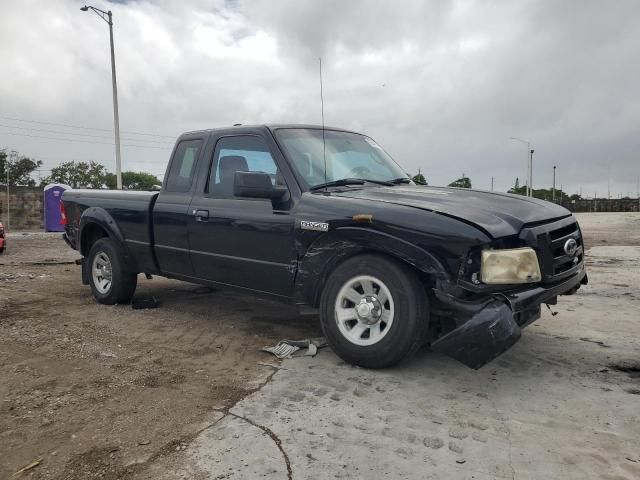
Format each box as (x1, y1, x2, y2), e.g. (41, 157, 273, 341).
(274, 128, 410, 189)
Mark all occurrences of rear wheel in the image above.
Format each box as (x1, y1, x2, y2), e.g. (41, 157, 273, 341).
(319, 254, 427, 368)
(87, 238, 137, 305)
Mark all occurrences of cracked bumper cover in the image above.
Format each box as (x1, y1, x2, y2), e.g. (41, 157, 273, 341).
(431, 269, 588, 369)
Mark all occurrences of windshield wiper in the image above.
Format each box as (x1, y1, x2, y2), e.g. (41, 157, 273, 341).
(360, 178, 395, 186)
(310, 178, 396, 191)
(310, 178, 366, 191)
(389, 177, 413, 185)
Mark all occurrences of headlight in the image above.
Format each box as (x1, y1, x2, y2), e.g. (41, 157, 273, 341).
(481, 247, 541, 284)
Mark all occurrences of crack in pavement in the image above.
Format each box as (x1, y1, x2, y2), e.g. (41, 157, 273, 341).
(202, 364, 293, 479)
(122, 362, 286, 478)
(228, 411, 293, 480)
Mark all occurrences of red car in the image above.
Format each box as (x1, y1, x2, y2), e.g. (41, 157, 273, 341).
(0, 222, 5, 254)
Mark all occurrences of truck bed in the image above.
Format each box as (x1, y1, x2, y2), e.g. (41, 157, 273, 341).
(62, 189, 159, 273)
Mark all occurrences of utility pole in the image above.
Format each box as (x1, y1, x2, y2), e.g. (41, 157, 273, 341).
(552, 165, 556, 202)
(5, 152, 10, 230)
(81, 5, 122, 189)
(559, 183, 563, 205)
(529, 149, 534, 196)
(491, 176, 494, 192)
(510, 137, 533, 197)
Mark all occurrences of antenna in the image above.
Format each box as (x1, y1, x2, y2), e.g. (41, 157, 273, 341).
(319, 57, 327, 192)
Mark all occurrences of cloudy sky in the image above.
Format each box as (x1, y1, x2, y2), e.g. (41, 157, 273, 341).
(1, 0, 638, 197)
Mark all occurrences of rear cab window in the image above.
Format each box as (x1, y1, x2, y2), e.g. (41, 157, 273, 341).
(165, 139, 203, 192)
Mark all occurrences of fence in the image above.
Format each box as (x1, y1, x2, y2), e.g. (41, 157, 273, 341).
(561, 198, 640, 213)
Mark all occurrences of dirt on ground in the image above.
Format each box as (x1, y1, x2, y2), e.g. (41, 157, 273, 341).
(0, 233, 321, 479)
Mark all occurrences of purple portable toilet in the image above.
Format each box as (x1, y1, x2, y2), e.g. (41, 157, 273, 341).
(44, 184, 71, 232)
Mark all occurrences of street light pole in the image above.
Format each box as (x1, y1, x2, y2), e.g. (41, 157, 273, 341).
(81, 5, 122, 189)
(5, 153, 10, 230)
(529, 149, 534, 196)
(510, 137, 532, 197)
(552, 165, 556, 202)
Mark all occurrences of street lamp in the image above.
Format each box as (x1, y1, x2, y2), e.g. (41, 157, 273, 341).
(552, 165, 556, 202)
(529, 149, 534, 195)
(80, 5, 122, 189)
(510, 137, 532, 197)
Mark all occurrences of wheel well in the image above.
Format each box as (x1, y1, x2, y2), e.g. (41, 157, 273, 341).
(313, 249, 433, 307)
(81, 223, 109, 256)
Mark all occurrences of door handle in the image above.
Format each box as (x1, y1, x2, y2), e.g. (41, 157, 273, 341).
(193, 209, 209, 222)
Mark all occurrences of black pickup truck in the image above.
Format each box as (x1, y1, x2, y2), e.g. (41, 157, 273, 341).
(62, 124, 587, 369)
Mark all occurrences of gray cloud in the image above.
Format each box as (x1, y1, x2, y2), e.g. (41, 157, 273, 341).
(0, 0, 638, 196)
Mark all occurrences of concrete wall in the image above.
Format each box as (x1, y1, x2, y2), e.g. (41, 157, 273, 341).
(561, 198, 640, 213)
(0, 186, 43, 230)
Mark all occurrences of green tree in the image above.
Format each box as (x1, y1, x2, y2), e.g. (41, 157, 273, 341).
(509, 178, 527, 195)
(44, 161, 108, 188)
(105, 171, 161, 190)
(412, 169, 427, 185)
(0, 149, 43, 186)
(448, 174, 472, 189)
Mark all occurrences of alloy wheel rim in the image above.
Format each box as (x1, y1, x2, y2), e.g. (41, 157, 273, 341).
(334, 274, 394, 346)
(92, 252, 113, 294)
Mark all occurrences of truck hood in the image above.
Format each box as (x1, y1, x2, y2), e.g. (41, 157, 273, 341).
(332, 185, 571, 238)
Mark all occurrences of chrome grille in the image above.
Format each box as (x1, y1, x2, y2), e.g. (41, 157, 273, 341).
(518, 217, 584, 284)
(548, 222, 583, 276)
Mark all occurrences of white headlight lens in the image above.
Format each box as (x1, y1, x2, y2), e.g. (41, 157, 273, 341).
(481, 247, 541, 284)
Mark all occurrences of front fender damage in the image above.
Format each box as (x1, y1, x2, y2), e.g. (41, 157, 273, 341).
(430, 269, 587, 369)
(430, 300, 521, 369)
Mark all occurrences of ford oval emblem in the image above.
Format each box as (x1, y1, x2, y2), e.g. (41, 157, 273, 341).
(564, 238, 578, 256)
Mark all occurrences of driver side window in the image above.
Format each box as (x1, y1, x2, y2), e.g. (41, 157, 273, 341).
(207, 136, 281, 196)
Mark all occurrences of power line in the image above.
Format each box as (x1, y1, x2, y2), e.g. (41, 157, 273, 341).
(0, 131, 172, 149)
(0, 114, 176, 139)
(0, 123, 174, 144)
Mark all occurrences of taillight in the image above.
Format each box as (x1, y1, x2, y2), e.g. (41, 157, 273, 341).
(60, 201, 68, 225)
(0, 222, 4, 235)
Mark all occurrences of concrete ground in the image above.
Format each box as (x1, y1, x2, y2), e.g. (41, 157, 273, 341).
(2, 213, 639, 479)
(153, 245, 640, 480)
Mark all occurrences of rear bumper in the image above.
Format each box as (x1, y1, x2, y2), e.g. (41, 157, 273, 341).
(431, 268, 587, 369)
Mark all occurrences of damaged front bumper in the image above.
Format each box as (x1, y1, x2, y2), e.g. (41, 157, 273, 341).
(430, 269, 588, 369)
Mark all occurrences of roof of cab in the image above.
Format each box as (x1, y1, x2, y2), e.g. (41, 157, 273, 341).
(178, 124, 363, 139)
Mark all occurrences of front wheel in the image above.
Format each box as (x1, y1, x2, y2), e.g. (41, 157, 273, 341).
(87, 238, 137, 305)
(319, 254, 428, 368)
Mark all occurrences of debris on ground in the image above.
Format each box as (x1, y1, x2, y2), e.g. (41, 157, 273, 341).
(131, 297, 159, 310)
(579, 337, 611, 348)
(12, 458, 42, 476)
(257, 362, 287, 370)
(261, 337, 328, 359)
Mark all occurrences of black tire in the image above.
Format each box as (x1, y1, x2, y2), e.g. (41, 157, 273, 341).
(319, 254, 428, 369)
(87, 238, 137, 305)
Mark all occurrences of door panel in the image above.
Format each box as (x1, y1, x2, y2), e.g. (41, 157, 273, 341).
(187, 135, 296, 296)
(188, 198, 295, 295)
(153, 138, 203, 276)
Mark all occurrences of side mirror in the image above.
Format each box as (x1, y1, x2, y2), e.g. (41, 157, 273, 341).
(234, 171, 287, 199)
